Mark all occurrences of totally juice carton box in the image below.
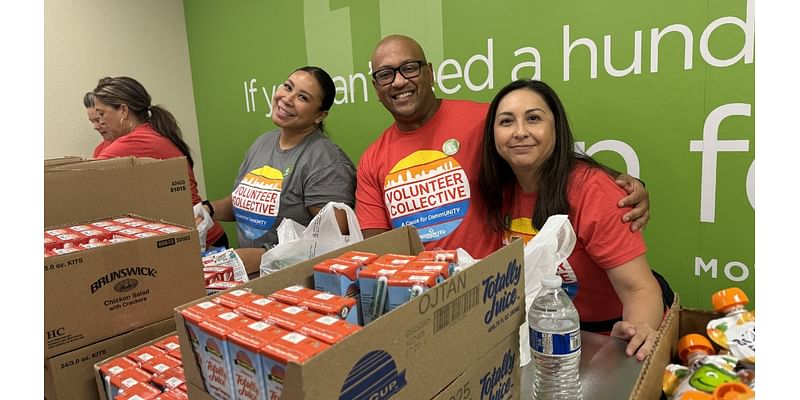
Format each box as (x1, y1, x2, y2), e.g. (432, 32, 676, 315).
(386, 270, 439, 312)
(174, 226, 525, 400)
(226, 322, 290, 400)
(357, 264, 402, 325)
(267, 285, 320, 306)
(196, 311, 254, 399)
(260, 332, 329, 400)
(297, 315, 361, 345)
(299, 292, 358, 325)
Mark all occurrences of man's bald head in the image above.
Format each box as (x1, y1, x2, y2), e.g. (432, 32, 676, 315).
(371, 34, 427, 65)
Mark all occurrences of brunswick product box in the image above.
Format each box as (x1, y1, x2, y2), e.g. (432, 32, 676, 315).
(175, 226, 526, 400)
(627, 295, 725, 399)
(431, 330, 521, 400)
(44, 214, 206, 359)
(45, 156, 195, 227)
(45, 318, 175, 400)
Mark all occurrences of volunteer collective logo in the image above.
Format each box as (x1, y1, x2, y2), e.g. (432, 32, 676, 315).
(384, 150, 469, 242)
(233, 166, 282, 239)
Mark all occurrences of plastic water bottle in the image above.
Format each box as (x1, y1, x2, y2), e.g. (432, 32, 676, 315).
(529, 274, 582, 399)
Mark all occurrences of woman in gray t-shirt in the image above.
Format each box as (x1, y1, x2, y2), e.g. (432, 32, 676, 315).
(202, 66, 356, 273)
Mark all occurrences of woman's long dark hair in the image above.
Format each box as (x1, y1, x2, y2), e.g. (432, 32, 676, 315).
(92, 76, 194, 167)
(479, 79, 599, 232)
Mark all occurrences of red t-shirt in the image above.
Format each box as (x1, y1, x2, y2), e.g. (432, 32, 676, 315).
(503, 163, 647, 323)
(356, 99, 501, 259)
(92, 140, 112, 158)
(95, 123, 224, 245)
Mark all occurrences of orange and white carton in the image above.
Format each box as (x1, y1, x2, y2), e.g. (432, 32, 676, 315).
(386, 270, 439, 312)
(267, 285, 320, 306)
(108, 367, 152, 399)
(179, 302, 228, 378)
(153, 335, 181, 353)
(127, 345, 166, 365)
(371, 253, 416, 267)
(402, 260, 450, 282)
(264, 305, 323, 332)
(114, 381, 161, 400)
(150, 366, 186, 392)
(141, 353, 182, 376)
(299, 292, 358, 325)
(206, 281, 246, 296)
(358, 265, 403, 325)
(260, 332, 330, 400)
(235, 296, 284, 321)
(335, 251, 379, 266)
(196, 311, 254, 399)
(213, 289, 262, 310)
(312, 258, 363, 325)
(98, 356, 139, 399)
(154, 390, 189, 400)
(227, 321, 290, 400)
(298, 315, 362, 345)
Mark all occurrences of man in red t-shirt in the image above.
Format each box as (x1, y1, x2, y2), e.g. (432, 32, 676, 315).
(356, 35, 651, 259)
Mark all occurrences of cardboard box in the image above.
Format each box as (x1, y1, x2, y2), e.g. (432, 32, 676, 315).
(628, 295, 725, 399)
(45, 156, 89, 168)
(93, 329, 183, 400)
(45, 318, 175, 400)
(44, 214, 206, 358)
(431, 330, 521, 400)
(45, 156, 195, 227)
(174, 226, 526, 400)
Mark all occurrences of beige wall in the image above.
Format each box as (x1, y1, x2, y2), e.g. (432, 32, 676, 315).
(44, 0, 207, 196)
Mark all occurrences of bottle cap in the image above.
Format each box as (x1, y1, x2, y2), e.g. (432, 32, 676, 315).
(712, 382, 754, 399)
(711, 288, 749, 313)
(541, 275, 563, 289)
(679, 390, 713, 400)
(677, 333, 714, 363)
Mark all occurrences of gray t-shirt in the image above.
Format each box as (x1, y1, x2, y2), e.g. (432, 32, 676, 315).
(231, 128, 356, 249)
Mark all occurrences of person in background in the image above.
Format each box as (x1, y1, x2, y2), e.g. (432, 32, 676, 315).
(83, 91, 112, 157)
(200, 66, 356, 273)
(91, 76, 229, 249)
(355, 34, 651, 259)
(479, 79, 664, 361)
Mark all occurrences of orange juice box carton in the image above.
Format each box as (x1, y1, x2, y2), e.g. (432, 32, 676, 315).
(206, 281, 247, 296)
(108, 366, 152, 399)
(167, 348, 183, 363)
(417, 250, 459, 276)
(387, 270, 439, 312)
(204, 265, 235, 282)
(213, 289, 263, 310)
(260, 332, 330, 400)
(267, 285, 321, 306)
(67, 224, 93, 232)
(299, 292, 359, 325)
(150, 366, 186, 392)
(123, 219, 151, 228)
(44, 233, 59, 250)
(358, 265, 402, 325)
(179, 302, 229, 374)
(53, 232, 86, 248)
(335, 251, 379, 266)
(298, 315, 362, 345)
(197, 311, 254, 400)
(51, 245, 83, 255)
(100, 224, 128, 233)
(141, 222, 169, 231)
(371, 253, 417, 267)
(90, 219, 116, 228)
(264, 304, 323, 332)
(402, 260, 449, 283)
(79, 240, 110, 250)
(133, 231, 165, 239)
(114, 382, 162, 400)
(227, 321, 290, 400)
(127, 345, 166, 366)
(235, 296, 284, 321)
(118, 227, 146, 237)
(99, 356, 139, 398)
(141, 353, 182, 376)
(312, 259, 362, 296)
(153, 335, 181, 353)
(76, 228, 112, 241)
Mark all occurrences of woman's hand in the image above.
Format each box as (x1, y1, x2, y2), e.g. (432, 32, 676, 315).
(610, 320, 658, 361)
(615, 174, 650, 232)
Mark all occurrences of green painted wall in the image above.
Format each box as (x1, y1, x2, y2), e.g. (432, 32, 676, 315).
(184, 0, 754, 310)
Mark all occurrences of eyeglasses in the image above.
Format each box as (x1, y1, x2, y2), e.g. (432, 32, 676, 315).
(372, 60, 428, 86)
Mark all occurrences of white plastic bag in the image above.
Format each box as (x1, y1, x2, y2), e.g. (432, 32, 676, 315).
(259, 202, 363, 276)
(517, 214, 576, 367)
(193, 202, 212, 253)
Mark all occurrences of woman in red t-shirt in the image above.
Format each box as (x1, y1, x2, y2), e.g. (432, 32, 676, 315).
(479, 79, 665, 361)
(91, 76, 228, 249)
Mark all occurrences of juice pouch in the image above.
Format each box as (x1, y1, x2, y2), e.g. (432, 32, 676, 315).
(663, 334, 740, 399)
(706, 288, 755, 365)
